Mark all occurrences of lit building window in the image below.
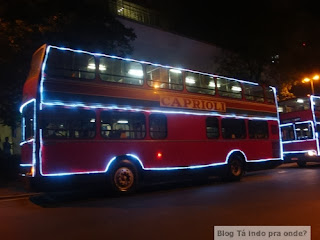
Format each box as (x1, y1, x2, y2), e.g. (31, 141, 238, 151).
(109, 0, 159, 26)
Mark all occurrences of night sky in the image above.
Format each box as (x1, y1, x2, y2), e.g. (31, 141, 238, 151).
(154, 0, 320, 51)
(147, 0, 320, 96)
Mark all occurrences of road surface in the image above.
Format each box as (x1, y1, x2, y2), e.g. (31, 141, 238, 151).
(0, 163, 319, 240)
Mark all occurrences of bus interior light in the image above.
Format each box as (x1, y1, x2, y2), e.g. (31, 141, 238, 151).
(87, 63, 95, 70)
(185, 77, 196, 84)
(297, 99, 304, 103)
(169, 69, 182, 74)
(231, 86, 242, 92)
(87, 63, 106, 71)
(209, 81, 215, 88)
(157, 152, 163, 159)
(99, 64, 106, 71)
(117, 120, 128, 124)
(128, 69, 143, 77)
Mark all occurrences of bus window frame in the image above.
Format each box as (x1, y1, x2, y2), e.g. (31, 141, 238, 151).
(41, 107, 97, 140)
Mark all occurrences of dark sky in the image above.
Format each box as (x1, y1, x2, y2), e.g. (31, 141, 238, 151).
(146, 0, 320, 54)
(141, 0, 320, 96)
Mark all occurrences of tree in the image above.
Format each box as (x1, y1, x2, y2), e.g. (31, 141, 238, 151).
(211, 0, 320, 100)
(0, 0, 136, 128)
(214, 49, 279, 87)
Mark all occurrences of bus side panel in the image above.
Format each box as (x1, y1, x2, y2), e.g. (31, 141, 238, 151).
(280, 110, 313, 123)
(23, 45, 46, 102)
(283, 140, 318, 153)
(40, 141, 110, 175)
(40, 138, 278, 175)
(21, 143, 33, 165)
(40, 140, 232, 174)
(238, 140, 277, 161)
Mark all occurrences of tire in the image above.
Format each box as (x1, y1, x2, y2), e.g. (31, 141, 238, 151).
(108, 160, 139, 194)
(225, 155, 245, 181)
(297, 161, 307, 168)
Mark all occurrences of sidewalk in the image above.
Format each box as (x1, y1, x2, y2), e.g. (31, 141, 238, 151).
(0, 178, 32, 200)
(0, 155, 34, 199)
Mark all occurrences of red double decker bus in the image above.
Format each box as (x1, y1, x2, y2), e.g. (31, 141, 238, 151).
(20, 44, 282, 193)
(279, 96, 320, 167)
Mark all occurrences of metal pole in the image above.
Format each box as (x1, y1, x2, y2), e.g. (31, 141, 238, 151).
(311, 79, 315, 95)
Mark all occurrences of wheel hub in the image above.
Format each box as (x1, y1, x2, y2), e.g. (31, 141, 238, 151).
(114, 167, 134, 191)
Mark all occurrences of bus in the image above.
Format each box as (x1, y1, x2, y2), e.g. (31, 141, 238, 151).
(279, 95, 320, 167)
(20, 44, 282, 193)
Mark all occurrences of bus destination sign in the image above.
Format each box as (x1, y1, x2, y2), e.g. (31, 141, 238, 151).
(160, 94, 226, 112)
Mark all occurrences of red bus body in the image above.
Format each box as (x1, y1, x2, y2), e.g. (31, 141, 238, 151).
(20, 45, 282, 190)
(280, 96, 320, 166)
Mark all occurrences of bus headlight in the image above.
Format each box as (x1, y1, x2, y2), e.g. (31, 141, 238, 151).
(307, 150, 317, 157)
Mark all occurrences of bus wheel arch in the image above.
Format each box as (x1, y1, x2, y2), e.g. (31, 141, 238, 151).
(224, 150, 246, 181)
(106, 155, 143, 194)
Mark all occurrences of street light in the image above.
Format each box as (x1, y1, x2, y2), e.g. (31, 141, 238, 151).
(302, 75, 320, 95)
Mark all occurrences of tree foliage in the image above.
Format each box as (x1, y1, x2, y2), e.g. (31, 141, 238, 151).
(0, 0, 136, 127)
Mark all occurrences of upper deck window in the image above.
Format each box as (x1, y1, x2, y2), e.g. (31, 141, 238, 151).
(185, 72, 215, 95)
(45, 48, 95, 80)
(265, 87, 275, 104)
(279, 98, 310, 113)
(313, 98, 320, 112)
(146, 65, 183, 90)
(243, 83, 264, 102)
(99, 57, 143, 85)
(216, 78, 242, 99)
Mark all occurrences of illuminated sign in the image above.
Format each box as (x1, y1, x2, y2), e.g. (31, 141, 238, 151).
(160, 95, 226, 112)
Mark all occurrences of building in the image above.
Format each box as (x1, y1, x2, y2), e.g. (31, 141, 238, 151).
(108, 0, 223, 73)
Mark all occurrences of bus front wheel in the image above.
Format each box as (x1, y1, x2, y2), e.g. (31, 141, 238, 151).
(297, 161, 307, 168)
(108, 160, 139, 194)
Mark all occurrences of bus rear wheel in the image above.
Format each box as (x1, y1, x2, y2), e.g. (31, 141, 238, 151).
(225, 155, 244, 181)
(108, 160, 139, 194)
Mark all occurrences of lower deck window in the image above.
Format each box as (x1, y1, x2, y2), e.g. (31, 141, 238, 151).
(101, 111, 146, 139)
(22, 103, 34, 141)
(41, 107, 96, 139)
(248, 120, 269, 139)
(295, 122, 313, 140)
(149, 114, 167, 139)
(281, 125, 294, 141)
(222, 118, 246, 139)
(206, 117, 219, 139)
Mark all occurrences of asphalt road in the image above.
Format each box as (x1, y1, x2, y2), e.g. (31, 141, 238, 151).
(1, 163, 320, 240)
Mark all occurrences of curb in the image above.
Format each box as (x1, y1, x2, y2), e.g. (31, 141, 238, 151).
(0, 193, 41, 201)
